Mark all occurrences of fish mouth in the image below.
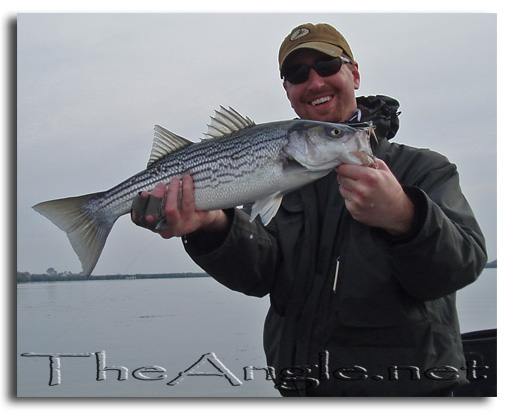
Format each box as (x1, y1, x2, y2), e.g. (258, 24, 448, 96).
(310, 95, 333, 106)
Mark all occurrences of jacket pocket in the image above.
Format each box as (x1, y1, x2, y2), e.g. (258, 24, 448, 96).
(332, 232, 430, 328)
(329, 320, 432, 348)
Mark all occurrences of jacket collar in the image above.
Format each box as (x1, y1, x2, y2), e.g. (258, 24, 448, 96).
(353, 95, 401, 142)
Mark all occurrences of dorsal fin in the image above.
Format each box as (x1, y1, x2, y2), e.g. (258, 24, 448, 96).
(202, 106, 255, 140)
(147, 125, 193, 168)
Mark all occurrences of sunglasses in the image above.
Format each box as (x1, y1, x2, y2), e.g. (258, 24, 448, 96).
(282, 56, 352, 84)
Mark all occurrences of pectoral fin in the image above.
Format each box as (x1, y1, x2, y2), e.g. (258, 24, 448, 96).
(250, 192, 284, 226)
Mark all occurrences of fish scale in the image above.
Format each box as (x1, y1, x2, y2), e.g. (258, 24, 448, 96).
(99, 123, 289, 216)
(33, 106, 375, 276)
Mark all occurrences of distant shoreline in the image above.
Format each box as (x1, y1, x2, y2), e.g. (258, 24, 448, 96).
(17, 260, 497, 283)
(16, 272, 210, 283)
(485, 260, 497, 269)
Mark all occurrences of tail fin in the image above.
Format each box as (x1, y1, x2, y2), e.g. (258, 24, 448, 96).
(33, 192, 117, 277)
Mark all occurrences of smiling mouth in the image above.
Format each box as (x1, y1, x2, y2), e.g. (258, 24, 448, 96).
(310, 96, 332, 106)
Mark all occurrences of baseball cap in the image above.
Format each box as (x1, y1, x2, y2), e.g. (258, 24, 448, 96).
(278, 23, 354, 76)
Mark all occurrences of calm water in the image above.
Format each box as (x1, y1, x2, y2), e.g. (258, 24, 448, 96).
(17, 269, 496, 397)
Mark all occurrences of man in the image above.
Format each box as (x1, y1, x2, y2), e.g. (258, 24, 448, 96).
(131, 23, 487, 396)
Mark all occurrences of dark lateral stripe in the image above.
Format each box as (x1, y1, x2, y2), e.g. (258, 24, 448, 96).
(98, 123, 290, 212)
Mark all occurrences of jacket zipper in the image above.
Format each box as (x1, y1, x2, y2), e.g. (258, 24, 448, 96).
(332, 256, 341, 294)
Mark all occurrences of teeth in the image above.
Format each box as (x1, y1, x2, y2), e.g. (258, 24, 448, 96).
(311, 96, 332, 106)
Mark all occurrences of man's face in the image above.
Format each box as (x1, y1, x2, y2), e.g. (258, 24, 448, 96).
(283, 49, 360, 123)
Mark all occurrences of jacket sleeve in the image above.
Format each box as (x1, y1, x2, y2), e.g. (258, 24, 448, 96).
(377, 148, 488, 301)
(182, 208, 279, 297)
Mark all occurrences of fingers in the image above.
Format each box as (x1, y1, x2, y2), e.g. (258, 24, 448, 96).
(135, 175, 199, 238)
(336, 161, 382, 212)
(336, 164, 371, 203)
(145, 183, 166, 224)
(163, 177, 181, 226)
(131, 182, 167, 231)
(179, 174, 204, 234)
(150, 182, 167, 200)
(336, 163, 363, 181)
(373, 159, 388, 171)
(336, 159, 388, 179)
(334, 159, 415, 235)
(131, 191, 149, 225)
(131, 175, 226, 238)
(181, 174, 196, 217)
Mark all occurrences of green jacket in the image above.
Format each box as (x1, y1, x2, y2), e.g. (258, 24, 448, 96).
(184, 95, 488, 396)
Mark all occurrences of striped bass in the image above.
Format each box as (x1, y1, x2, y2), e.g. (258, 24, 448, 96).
(33, 106, 376, 277)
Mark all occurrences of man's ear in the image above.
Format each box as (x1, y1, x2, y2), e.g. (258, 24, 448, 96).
(351, 61, 360, 90)
(283, 80, 291, 100)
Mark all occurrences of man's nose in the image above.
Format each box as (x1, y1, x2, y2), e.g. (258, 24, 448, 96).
(305, 69, 325, 89)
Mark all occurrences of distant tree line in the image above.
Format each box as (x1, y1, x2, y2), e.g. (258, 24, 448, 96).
(484, 259, 497, 268)
(16, 271, 209, 283)
(17, 260, 497, 283)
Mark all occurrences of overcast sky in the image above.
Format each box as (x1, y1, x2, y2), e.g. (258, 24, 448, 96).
(17, 13, 497, 275)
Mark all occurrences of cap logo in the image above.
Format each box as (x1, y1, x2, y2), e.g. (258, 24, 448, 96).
(290, 28, 310, 41)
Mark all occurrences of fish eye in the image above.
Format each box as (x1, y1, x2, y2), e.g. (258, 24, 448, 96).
(331, 128, 341, 137)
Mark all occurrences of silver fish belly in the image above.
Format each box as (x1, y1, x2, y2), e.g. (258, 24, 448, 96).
(33, 106, 375, 276)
